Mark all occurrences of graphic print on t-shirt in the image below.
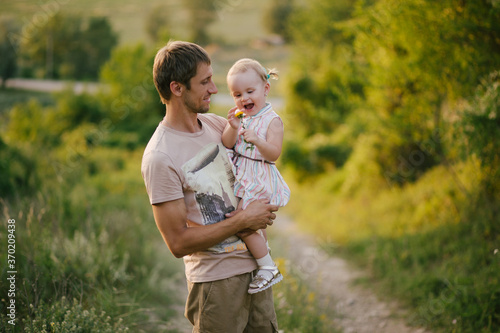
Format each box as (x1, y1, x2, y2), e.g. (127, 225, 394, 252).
(182, 143, 247, 253)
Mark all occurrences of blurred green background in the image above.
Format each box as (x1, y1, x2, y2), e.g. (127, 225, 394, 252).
(1, 0, 499, 332)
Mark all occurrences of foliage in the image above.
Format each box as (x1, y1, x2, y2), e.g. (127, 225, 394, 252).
(21, 298, 129, 332)
(282, 137, 351, 177)
(0, 49, 182, 330)
(0, 89, 54, 114)
(273, 258, 339, 333)
(458, 71, 500, 199)
(19, 12, 117, 80)
(183, 0, 217, 45)
(285, 0, 363, 137)
(144, 4, 171, 44)
(337, 197, 500, 332)
(285, 149, 499, 331)
(99, 43, 164, 145)
(0, 135, 37, 197)
(262, 0, 296, 42)
(284, 0, 500, 182)
(283, 3, 500, 326)
(0, 17, 18, 87)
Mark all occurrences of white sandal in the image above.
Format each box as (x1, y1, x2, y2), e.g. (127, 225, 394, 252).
(248, 265, 283, 294)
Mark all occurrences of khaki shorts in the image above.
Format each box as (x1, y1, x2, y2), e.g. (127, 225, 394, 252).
(185, 271, 279, 333)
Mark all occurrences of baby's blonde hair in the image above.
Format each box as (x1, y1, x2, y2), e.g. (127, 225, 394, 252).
(227, 58, 278, 83)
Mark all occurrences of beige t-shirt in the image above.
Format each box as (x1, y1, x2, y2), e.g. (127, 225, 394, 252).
(141, 113, 257, 282)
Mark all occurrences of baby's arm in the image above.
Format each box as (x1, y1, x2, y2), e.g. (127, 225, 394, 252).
(241, 117, 284, 162)
(222, 106, 240, 148)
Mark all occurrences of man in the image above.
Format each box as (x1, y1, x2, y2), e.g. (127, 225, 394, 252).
(141, 40, 280, 332)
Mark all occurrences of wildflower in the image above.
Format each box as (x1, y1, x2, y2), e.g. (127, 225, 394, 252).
(307, 292, 316, 303)
(234, 109, 255, 151)
(235, 110, 244, 119)
(494, 249, 498, 255)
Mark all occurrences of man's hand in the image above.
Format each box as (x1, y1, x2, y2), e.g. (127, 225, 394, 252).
(226, 199, 278, 232)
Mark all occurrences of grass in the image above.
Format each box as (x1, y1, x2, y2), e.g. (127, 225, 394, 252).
(272, 258, 340, 333)
(339, 214, 500, 332)
(0, 142, 185, 331)
(284, 154, 500, 332)
(0, 88, 55, 115)
(0, 86, 324, 332)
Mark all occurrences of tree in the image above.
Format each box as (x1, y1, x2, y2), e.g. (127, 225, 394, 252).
(349, 0, 500, 182)
(459, 71, 500, 199)
(184, 0, 217, 44)
(0, 18, 19, 88)
(262, 0, 295, 42)
(284, 0, 500, 183)
(79, 17, 118, 79)
(285, 0, 361, 136)
(99, 43, 164, 143)
(145, 4, 170, 44)
(20, 13, 117, 80)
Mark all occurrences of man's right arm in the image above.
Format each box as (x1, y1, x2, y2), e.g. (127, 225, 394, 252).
(152, 198, 278, 258)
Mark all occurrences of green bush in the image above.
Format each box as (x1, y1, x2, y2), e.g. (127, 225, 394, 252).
(458, 71, 500, 199)
(282, 138, 351, 178)
(0, 136, 38, 196)
(22, 297, 129, 333)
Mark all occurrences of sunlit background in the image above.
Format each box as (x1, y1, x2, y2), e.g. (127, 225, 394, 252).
(1, 0, 499, 332)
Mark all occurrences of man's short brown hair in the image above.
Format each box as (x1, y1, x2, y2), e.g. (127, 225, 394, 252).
(153, 41, 211, 104)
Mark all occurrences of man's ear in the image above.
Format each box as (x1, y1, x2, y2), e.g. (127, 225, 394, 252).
(170, 81, 184, 97)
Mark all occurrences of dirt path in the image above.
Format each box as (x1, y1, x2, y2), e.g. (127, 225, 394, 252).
(270, 214, 429, 333)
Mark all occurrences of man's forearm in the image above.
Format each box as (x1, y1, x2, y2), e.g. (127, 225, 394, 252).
(174, 215, 248, 257)
(153, 199, 277, 258)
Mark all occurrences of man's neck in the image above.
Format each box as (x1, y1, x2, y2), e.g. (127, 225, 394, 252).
(163, 104, 203, 133)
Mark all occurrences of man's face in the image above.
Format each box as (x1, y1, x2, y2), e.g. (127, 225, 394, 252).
(183, 62, 218, 114)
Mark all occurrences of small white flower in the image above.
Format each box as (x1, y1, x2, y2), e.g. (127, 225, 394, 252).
(494, 249, 499, 255)
(452, 318, 457, 325)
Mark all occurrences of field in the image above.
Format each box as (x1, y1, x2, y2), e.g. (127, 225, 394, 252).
(0, 0, 269, 45)
(0, 2, 331, 332)
(1, 0, 290, 95)
(2, 1, 499, 332)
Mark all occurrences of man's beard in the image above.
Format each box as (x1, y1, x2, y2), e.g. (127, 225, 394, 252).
(184, 93, 210, 114)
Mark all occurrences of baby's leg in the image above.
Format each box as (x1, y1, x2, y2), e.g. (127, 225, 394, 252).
(237, 197, 282, 293)
(241, 231, 268, 259)
(241, 230, 282, 294)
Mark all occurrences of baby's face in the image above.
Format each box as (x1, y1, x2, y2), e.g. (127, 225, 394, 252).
(227, 69, 270, 117)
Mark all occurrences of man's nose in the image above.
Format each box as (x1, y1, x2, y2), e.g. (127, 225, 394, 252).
(209, 82, 218, 94)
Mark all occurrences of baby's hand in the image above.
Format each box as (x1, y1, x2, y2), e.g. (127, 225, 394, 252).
(240, 128, 260, 145)
(227, 106, 243, 130)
